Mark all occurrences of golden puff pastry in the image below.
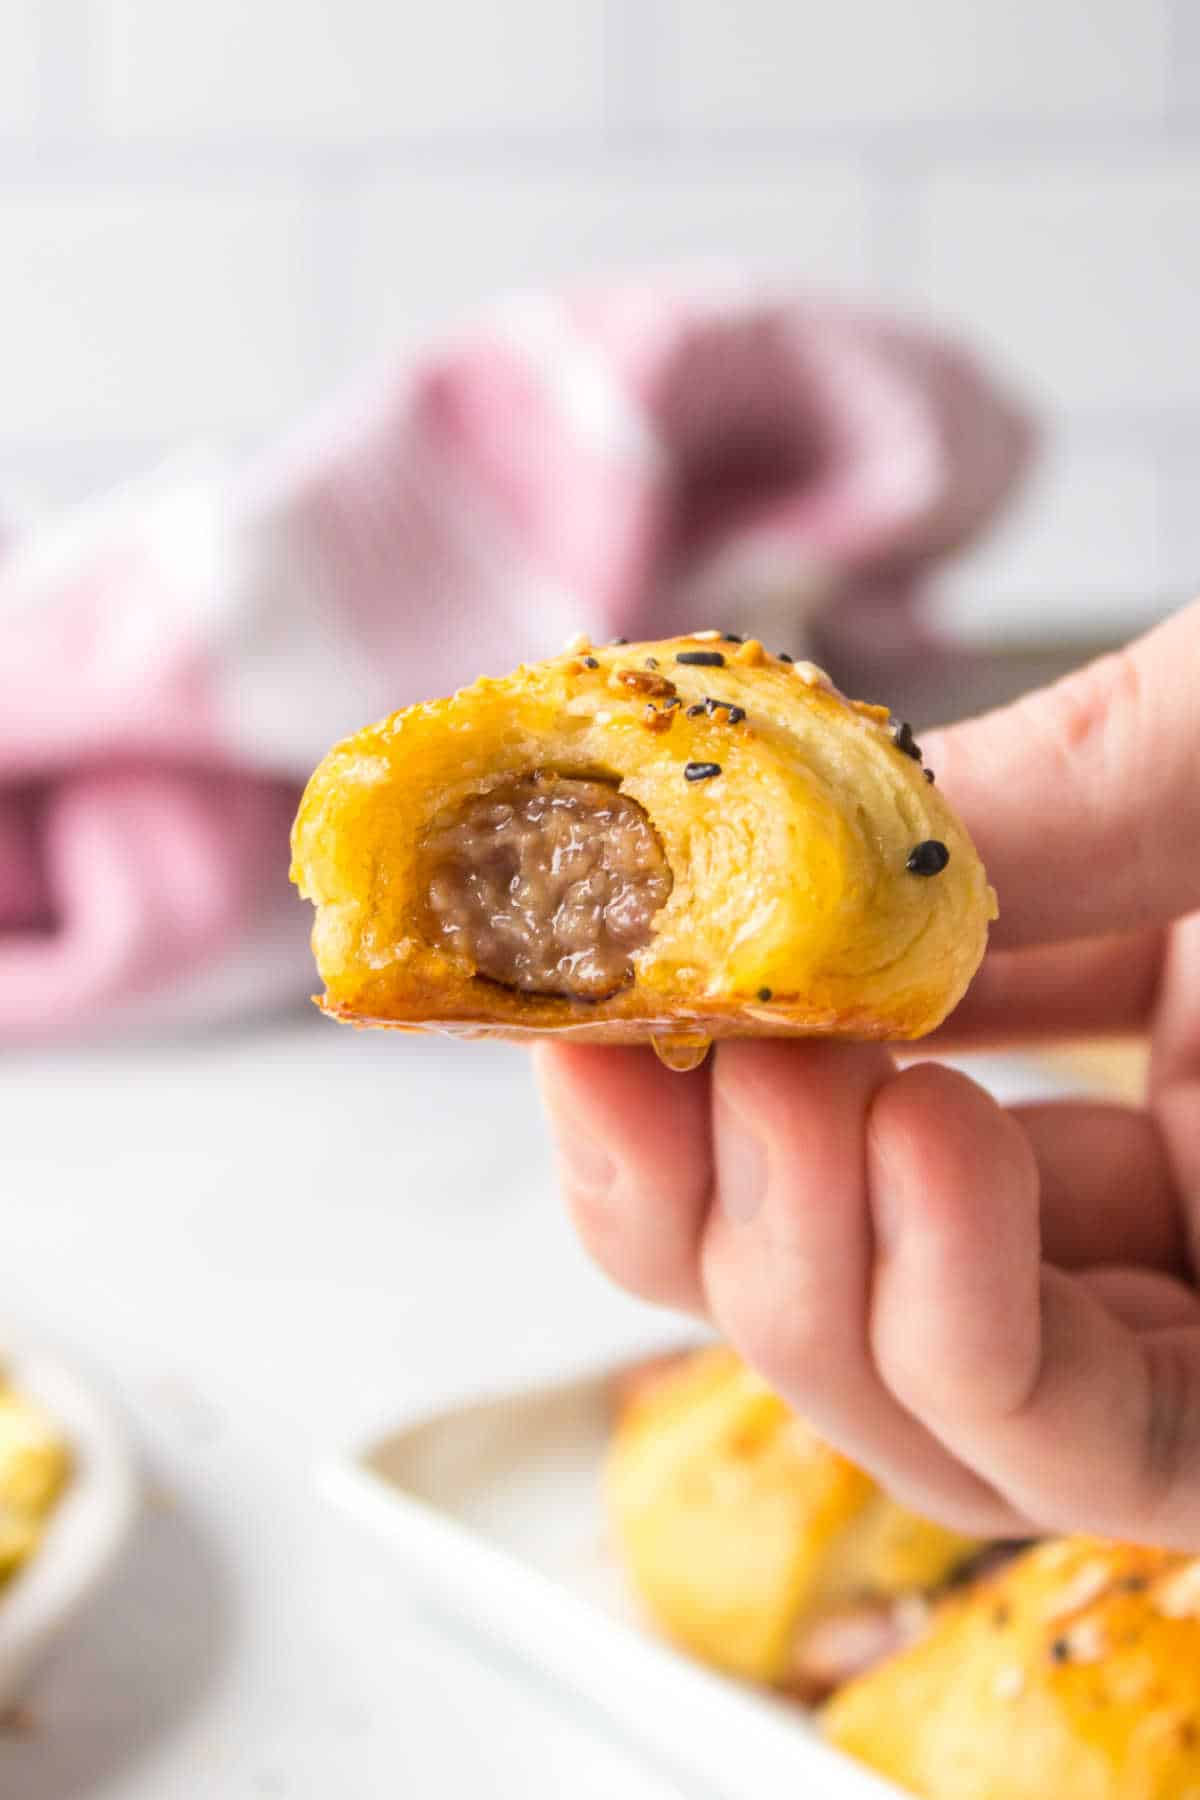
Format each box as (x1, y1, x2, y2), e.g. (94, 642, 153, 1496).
(290, 633, 994, 1059)
(605, 1345, 982, 1696)
(0, 1378, 71, 1585)
(824, 1537, 1200, 1798)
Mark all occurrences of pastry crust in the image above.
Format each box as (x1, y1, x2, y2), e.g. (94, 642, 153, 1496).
(0, 1377, 71, 1585)
(823, 1537, 1200, 1797)
(604, 1345, 980, 1689)
(290, 633, 995, 1046)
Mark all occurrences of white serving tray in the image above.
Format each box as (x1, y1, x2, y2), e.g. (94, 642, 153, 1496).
(0, 1332, 139, 1709)
(325, 1360, 900, 1800)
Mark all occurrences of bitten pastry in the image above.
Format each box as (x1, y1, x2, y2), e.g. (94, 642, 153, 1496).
(605, 1345, 984, 1698)
(291, 632, 995, 1057)
(823, 1537, 1200, 1798)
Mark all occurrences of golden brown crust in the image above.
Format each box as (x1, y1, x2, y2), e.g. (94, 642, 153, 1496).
(291, 632, 996, 1045)
(823, 1537, 1200, 1797)
(0, 1377, 71, 1585)
(604, 1345, 980, 1687)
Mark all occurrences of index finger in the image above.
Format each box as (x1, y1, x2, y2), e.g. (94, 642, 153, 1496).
(926, 598, 1200, 951)
(534, 1042, 713, 1315)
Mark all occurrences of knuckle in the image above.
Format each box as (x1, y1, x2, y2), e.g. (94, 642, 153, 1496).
(1044, 646, 1143, 758)
(871, 1325, 939, 1420)
(872, 1307, 1037, 1431)
(1036, 647, 1148, 829)
(987, 649, 1123, 835)
(707, 1250, 844, 1401)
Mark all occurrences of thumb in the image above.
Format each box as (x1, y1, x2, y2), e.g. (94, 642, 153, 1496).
(924, 598, 1200, 950)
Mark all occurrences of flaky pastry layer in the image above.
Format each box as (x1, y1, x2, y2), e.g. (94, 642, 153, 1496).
(290, 633, 996, 1047)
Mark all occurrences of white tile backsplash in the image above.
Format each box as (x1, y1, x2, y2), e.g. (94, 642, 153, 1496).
(96, 0, 608, 138)
(0, 4, 41, 133)
(669, 0, 1170, 129)
(1161, 446, 1200, 604)
(910, 156, 1200, 415)
(935, 438, 1170, 641)
(347, 161, 873, 348)
(0, 184, 315, 440)
(0, 0, 1193, 625)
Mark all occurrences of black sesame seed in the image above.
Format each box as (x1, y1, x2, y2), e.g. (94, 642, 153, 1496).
(757, 987, 773, 1002)
(676, 650, 725, 667)
(907, 839, 950, 877)
(685, 761, 722, 782)
(645, 656, 659, 670)
(778, 651, 794, 663)
(722, 632, 743, 643)
(701, 696, 748, 720)
(664, 695, 682, 710)
(923, 767, 935, 784)
(889, 716, 923, 762)
(609, 636, 628, 646)
(686, 703, 705, 718)
(582, 655, 599, 669)
(1050, 1638, 1071, 1664)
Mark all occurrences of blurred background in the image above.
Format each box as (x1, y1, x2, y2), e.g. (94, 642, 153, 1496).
(1, 0, 1195, 641)
(0, 4, 1189, 1797)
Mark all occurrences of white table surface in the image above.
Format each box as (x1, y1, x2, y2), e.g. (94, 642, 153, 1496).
(0, 1015, 685, 1800)
(0, 1019, 1075, 1798)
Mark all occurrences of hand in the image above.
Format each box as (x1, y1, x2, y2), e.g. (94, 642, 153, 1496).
(536, 599, 1200, 1543)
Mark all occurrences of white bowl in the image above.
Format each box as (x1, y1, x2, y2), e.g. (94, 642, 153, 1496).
(0, 1333, 139, 1709)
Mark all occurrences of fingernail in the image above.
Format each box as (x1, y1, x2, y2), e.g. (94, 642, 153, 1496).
(715, 1092, 767, 1222)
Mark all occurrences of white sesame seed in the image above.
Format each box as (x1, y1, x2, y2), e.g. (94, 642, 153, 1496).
(1043, 1561, 1112, 1622)
(1155, 1560, 1200, 1619)
(564, 631, 592, 654)
(1062, 1619, 1106, 1664)
(692, 629, 722, 641)
(894, 1593, 931, 1638)
(594, 710, 612, 725)
(993, 1665, 1025, 1701)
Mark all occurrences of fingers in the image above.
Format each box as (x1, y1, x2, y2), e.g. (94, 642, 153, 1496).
(541, 1038, 1200, 1543)
(1016, 1101, 1187, 1274)
(868, 1065, 1200, 1544)
(925, 598, 1200, 950)
(1148, 920, 1200, 1271)
(699, 1043, 1024, 1534)
(1077, 1266, 1200, 1332)
(533, 1043, 712, 1315)
(914, 1271, 1200, 1545)
(1149, 913, 1200, 1091)
(868, 1065, 1043, 1421)
(932, 930, 1162, 1046)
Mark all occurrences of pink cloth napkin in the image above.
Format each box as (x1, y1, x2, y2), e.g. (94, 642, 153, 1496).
(1, 283, 1031, 1041)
